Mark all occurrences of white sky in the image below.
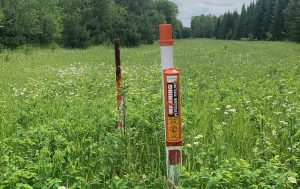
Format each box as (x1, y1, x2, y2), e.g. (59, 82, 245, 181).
(170, 0, 254, 27)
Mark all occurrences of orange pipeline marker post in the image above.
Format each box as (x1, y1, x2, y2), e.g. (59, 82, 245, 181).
(160, 24, 182, 185)
(114, 38, 125, 133)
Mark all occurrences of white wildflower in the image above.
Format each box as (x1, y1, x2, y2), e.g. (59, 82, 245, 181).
(142, 174, 147, 181)
(273, 112, 282, 115)
(279, 121, 288, 125)
(287, 177, 297, 184)
(253, 148, 258, 153)
(194, 135, 204, 140)
(228, 108, 237, 113)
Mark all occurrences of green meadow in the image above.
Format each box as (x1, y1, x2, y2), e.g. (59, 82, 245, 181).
(0, 39, 299, 188)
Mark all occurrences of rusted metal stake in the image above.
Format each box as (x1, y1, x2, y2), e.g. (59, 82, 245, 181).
(114, 39, 125, 133)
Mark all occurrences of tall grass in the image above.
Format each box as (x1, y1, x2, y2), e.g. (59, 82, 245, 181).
(0, 40, 299, 188)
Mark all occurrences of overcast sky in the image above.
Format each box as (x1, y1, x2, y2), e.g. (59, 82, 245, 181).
(170, 0, 254, 27)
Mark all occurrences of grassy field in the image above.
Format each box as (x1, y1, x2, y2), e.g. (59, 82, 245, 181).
(0, 39, 299, 188)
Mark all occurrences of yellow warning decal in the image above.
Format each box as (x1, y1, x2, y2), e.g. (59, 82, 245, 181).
(167, 117, 180, 141)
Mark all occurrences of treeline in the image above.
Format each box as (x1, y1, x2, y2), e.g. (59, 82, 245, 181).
(0, 0, 183, 49)
(191, 0, 300, 42)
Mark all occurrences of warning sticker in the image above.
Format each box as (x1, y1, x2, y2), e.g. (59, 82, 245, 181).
(167, 83, 174, 116)
(167, 83, 179, 116)
(167, 117, 180, 141)
(166, 82, 180, 142)
(164, 71, 181, 144)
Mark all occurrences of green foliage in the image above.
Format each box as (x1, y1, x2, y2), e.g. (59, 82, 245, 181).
(173, 19, 183, 39)
(0, 0, 62, 48)
(0, 0, 182, 49)
(248, 33, 255, 41)
(226, 28, 233, 40)
(180, 157, 299, 189)
(0, 8, 4, 25)
(191, 15, 217, 38)
(116, 0, 156, 47)
(35, 0, 62, 44)
(182, 27, 191, 39)
(154, 0, 182, 40)
(0, 0, 22, 48)
(154, 0, 178, 25)
(266, 32, 273, 41)
(61, 14, 90, 49)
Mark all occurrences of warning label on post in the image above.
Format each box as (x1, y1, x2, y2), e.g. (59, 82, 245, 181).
(167, 117, 180, 141)
(166, 79, 181, 142)
(164, 70, 182, 145)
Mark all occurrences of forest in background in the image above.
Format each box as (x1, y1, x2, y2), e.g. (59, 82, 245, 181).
(190, 0, 300, 42)
(0, 0, 183, 49)
(1, 0, 300, 49)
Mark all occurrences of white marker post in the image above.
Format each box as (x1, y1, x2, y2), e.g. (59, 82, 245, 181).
(160, 24, 182, 185)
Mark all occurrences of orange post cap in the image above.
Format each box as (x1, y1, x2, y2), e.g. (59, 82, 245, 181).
(163, 68, 179, 74)
(159, 24, 174, 46)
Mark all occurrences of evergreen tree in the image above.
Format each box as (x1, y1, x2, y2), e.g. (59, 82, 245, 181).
(0, 7, 4, 26)
(254, 0, 267, 39)
(235, 4, 247, 39)
(284, 0, 300, 42)
(215, 17, 221, 39)
(226, 28, 233, 40)
(271, 0, 289, 40)
(189, 0, 300, 43)
(219, 12, 234, 40)
(245, 2, 256, 39)
(262, 0, 275, 39)
(231, 11, 239, 39)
